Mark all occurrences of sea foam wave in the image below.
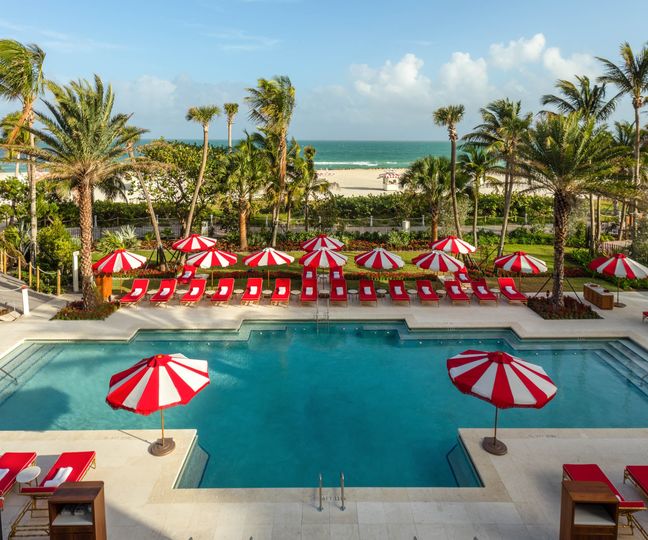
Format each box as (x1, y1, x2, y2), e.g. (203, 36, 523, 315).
(315, 161, 379, 166)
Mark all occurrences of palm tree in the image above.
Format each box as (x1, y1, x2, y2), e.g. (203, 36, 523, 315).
(464, 99, 533, 256)
(301, 145, 329, 231)
(184, 105, 221, 236)
(223, 103, 239, 150)
(433, 105, 465, 238)
(7, 76, 146, 309)
(520, 113, 621, 308)
(0, 111, 28, 176)
(458, 145, 498, 246)
(541, 75, 618, 122)
(400, 156, 454, 241)
(246, 76, 296, 246)
(0, 39, 46, 262)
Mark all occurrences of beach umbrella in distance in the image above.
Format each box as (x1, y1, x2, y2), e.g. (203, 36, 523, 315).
(243, 247, 295, 287)
(187, 248, 238, 286)
(301, 234, 345, 252)
(172, 234, 217, 253)
(413, 250, 465, 273)
(429, 235, 476, 255)
(447, 349, 557, 456)
(588, 253, 648, 307)
(494, 251, 548, 290)
(106, 353, 210, 456)
(92, 248, 147, 296)
(354, 247, 404, 271)
(299, 248, 348, 269)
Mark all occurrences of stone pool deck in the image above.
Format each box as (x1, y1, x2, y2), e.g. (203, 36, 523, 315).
(2, 291, 648, 538)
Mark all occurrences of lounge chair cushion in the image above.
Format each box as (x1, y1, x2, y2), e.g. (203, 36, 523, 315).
(421, 286, 431, 295)
(0, 468, 8, 482)
(336, 286, 343, 295)
(363, 287, 371, 295)
(278, 287, 286, 296)
(159, 287, 170, 297)
(394, 286, 402, 295)
(305, 287, 313, 295)
(249, 286, 258, 295)
(43, 467, 73, 488)
(451, 286, 461, 295)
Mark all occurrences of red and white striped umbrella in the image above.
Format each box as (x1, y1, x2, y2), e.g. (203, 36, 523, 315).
(354, 247, 404, 271)
(301, 234, 345, 252)
(243, 247, 294, 267)
(92, 249, 147, 274)
(412, 250, 465, 273)
(494, 251, 547, 274)
(187, 248, 238, 269)
(299, 248, 348, 269)
(172, 234, 217, 253)
(429, 235, 476, 255)
(588, 253, 648, 279)
(447, 349, 557, 455)
(106, 353, 210, 455)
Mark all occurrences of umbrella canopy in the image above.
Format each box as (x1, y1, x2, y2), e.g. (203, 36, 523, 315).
(243, 247, 294, 268)
(299, 248, 348, 269)
(172, 234, 217, 253)
(412, 250, 465, 273)
(106, 353, 210, 456)
(301, 234, 344, 252)
(494, 251, 547, 274)
(187, 248, 238, 269)
(447, 349, 557, 455)
(92, 249, 147, 274)
(429, 235, 476, 255)
(588, 253, 648, 279)
(354, 247, 404, 271)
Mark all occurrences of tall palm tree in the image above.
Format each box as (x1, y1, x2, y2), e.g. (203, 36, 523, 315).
(7, 76, 146, 309)
(0, 39, 46, 262)
(184, 105, 221, 236)
(400, 156, 454, 241)
(301, 145, 329, 231)
(464, 99, 533, 256)
(541, 75, 618, 122)
(520, 113, 621, 308)
(246, 76, 296, 246)
(0, 111, 28, 176)
(223, 102, 239, 151)
(458, 145, 498, 246)
(433, 105, 465, 238)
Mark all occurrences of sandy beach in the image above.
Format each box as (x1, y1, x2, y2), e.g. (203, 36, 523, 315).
(318, 168, 407, 196)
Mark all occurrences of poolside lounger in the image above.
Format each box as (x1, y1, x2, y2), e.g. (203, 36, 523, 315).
(300, 279, 318, 305)
(211, 278, 235, 305)
(177, 264, 196, 285)
(0, 452, 37, 500)
(359, 280, 377, 305)
(271, 278, 291, 306)
(643, 311, 648, 322)
(416, 280, 440, 306)
(497, 277, 527, 304)
(564, 463, 647, 536)
(21, 451, 96, 497)
(119, 278, 149, 305)
(444, 280, 470, 304)
(471, 279, 498, 305)
(329, 266, 344, 282)
(389, 280, 410, 305)
(150, 278, 177, 304)
(330, 279, 348, 306)
(180, 278, 206, 306)
(454, 270, 471, 284)
(302, 268, 316, 281)
(241, 278, 263, 306)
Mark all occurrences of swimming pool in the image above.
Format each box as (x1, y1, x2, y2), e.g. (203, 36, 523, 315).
(1, 321, 647, 488)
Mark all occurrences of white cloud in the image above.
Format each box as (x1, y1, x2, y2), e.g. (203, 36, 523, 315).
(350, 53, 432, 99)
(439, 52, 489, 92)
(489, 33, 546, 69)
(542, 47, 599, 79)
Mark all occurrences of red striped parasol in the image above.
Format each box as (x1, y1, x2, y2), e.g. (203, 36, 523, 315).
(354, 247, 404, 271)
(429, 235, 476, 255)
(92, 249, 147, 274)
(301, 234, 344, 252)
(106, 353, 210, 456)
(299, 248, 347, 269)
(447, 349, 557, 455)
(172, 234, 217, 253)
(412, 250, 464, 273)
(494, 251, 547, 274)
(243, 247, 294, 287)
(588, 253, 648, 307)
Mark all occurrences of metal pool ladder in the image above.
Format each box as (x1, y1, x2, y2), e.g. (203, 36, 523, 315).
(315, 297, 330, 333)
(317, 472, 346, 511)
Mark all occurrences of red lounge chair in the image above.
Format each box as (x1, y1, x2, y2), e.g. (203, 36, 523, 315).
(119, 278, 149, 305)
(150, 279, 177, 304)
(330, 279, 348, 306)
(471, 279, 498, 305)
(211, 278, 234, 305)
(241, 278, 263, 305)
(300, 279, 318, 304)
(498, 277, 527, 304)
(643, 311, 648, 322)
(416, 280, 439, 306)
(0, 452, 37, 500)
(177, 264, 196, 285)
(21, 451, 96, 497)
(454, 270, 471, 284)
(389, 280, 410, 305)
(359, 280, 377, 305)
(564, 464, 646, 535)
(302, 268, 317, 281)
(180, 278, 206, 306)
(271, 278, 291, 306)
(329, 266, 344, 282)
(445, 280, 470, 304)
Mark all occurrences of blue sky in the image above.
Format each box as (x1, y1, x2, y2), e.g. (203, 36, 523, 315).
(1, 0, 647, 140)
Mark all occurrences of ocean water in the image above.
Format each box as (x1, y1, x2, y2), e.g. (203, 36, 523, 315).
(1, 323, 646, 488)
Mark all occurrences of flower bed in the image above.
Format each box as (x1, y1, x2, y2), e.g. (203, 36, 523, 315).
(53, 301, 120, 320)
(527, 296, 601, 320)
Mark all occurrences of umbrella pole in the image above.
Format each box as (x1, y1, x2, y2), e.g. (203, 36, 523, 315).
(150, 409, 175, 456)
(161, 409, 165, 447)
(615, 277, 626, 308)
(482, 407, 507, 456)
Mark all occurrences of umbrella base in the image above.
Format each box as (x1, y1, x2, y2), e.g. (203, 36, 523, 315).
(149, 438, 175, 457)
(482, 437, 507, 456)
(614, 302, 626, 308)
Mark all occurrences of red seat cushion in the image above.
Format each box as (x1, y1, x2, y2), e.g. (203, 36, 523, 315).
(564, 464, 646, 510)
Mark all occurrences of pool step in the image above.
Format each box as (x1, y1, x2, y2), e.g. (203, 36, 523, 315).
(605, 341, 648, 380)
(0, 343, 60, 405)
(594, 349, 648, 399)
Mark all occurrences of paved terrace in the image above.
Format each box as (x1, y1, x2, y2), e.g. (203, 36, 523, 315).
(2, 291, 648, 539)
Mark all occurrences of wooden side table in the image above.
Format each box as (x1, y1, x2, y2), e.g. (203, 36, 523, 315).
(559, 480, 618, 539)
(48, 481, 106, 540)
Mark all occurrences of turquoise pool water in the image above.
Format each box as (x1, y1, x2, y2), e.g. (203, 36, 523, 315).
(1, 322, 647, 488)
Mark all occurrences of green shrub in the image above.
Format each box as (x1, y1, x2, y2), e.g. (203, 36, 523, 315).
(97, 225, 140, 252)
(37, 219, 78, 274)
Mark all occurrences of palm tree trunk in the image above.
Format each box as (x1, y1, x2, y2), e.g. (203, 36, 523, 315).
(184, 126, 209, 237)
(227, 120, 233, 151)
(497, 167, 513, 257)
(28, 130, 37, 263)
(596, 197, 601, 242)
(239, 202, 248, 250)
(449, 137, 462, 237)
(472, 186, 479, 247)
(552, 192, 570, 309)
(14, 154, 20, 177)
(304, 192, 310, 232)
(618, 202, 627, 240)
(589, 194, 596, 255)
(78, 179, 96, 310)
(430, 203, 439, 241)
(271, 132, 287, 247)
(634, 104, 642, 187)
(285, 200, 291, 231)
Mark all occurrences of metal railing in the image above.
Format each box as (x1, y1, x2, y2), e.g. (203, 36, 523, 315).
(0, 250, 61, 296)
